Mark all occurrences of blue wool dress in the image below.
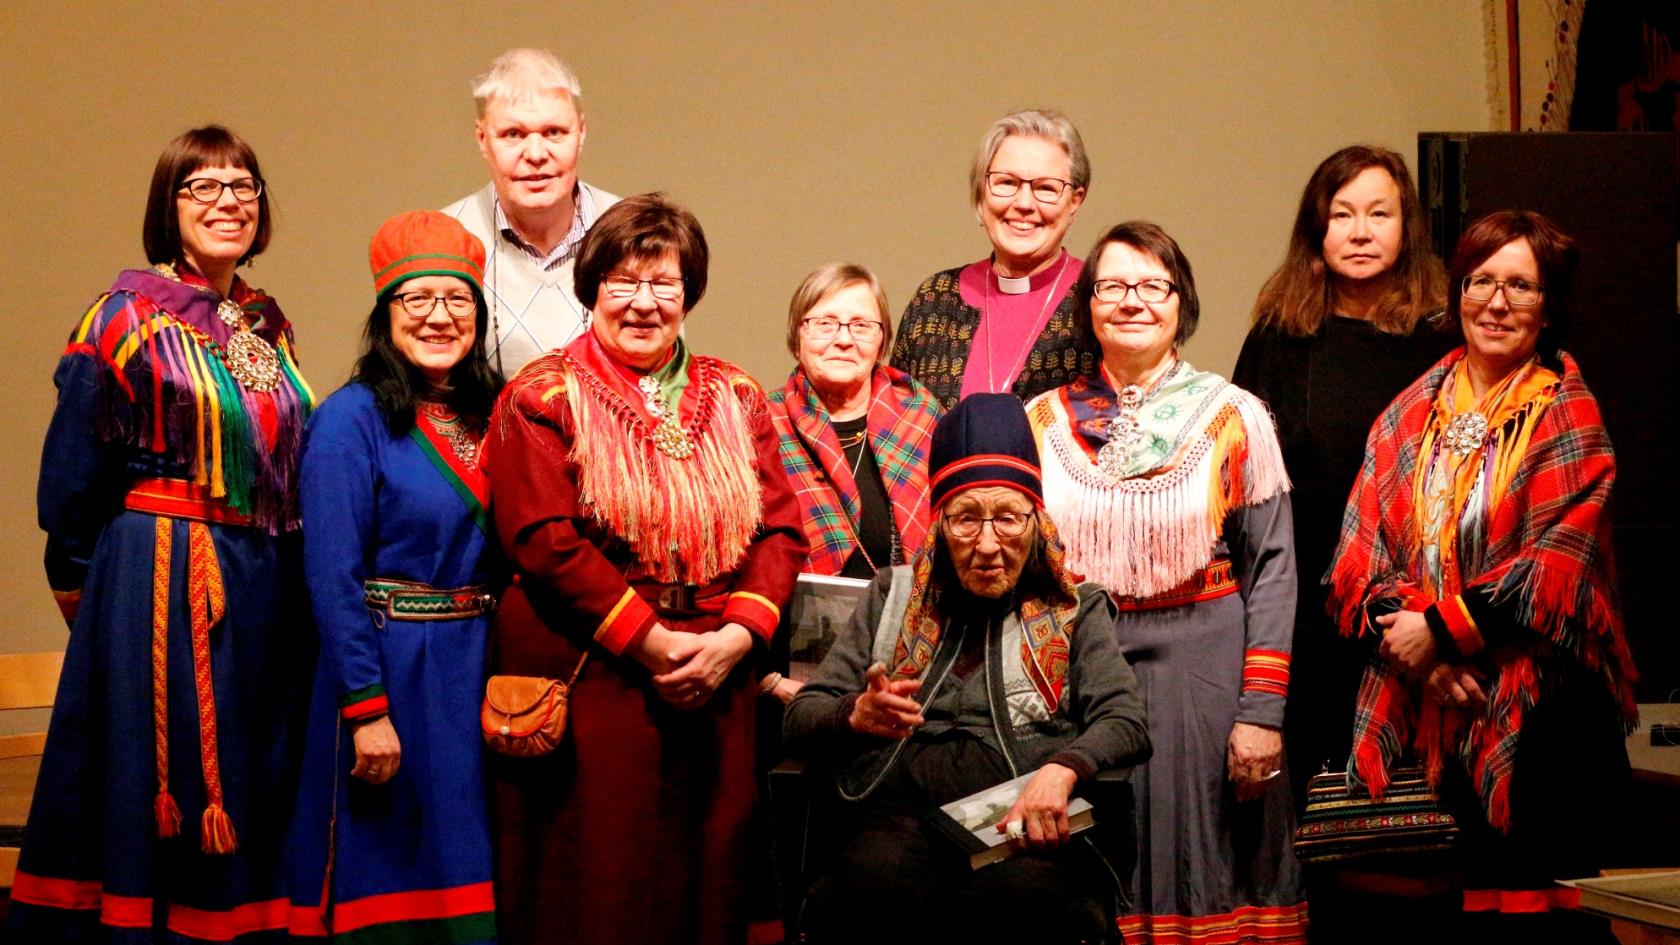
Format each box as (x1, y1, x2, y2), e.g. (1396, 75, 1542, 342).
(285, 384, 496, 944)
(12, 267, 316, 944)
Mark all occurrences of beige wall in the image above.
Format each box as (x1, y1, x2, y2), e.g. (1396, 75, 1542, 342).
(0, 1, 1488, 652)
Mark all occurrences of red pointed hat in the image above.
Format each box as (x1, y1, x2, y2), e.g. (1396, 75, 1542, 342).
(369, 210, 486, 299)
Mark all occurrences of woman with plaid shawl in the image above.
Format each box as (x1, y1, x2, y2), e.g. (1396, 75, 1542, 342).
(1327, 210, 1638, 941)
(768, 264, 941, 592)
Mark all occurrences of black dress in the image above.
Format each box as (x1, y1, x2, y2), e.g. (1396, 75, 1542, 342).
(1231, 313, 1454, 800)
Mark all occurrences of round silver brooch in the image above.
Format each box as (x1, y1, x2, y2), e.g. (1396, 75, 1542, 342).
(1443, 411, 1489, 457)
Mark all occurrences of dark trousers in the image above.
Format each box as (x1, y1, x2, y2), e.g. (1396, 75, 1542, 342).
(801, 810, 1114, 945)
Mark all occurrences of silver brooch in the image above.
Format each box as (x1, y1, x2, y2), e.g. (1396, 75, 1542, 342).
(1443, 411, 1489, 456)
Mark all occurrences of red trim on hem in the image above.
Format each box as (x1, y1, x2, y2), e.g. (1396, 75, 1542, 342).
(332, 881, 495, 933)
(1117, 902, 1309, 945)
(10, 873, 289, 939)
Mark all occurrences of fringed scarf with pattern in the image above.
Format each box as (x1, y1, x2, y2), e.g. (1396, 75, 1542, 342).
(1326, 348, 1637, 830)
(68, 266, 315, 532)
(1026, 363, 1291, 597)
(512, 333, 765, 585)
(890, 513, 1081, 712)
(768, 365, 941, 575)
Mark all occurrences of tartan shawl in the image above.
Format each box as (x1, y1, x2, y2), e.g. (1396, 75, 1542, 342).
(768, 365, 941, 575)
(1326, 347, 1637, 830)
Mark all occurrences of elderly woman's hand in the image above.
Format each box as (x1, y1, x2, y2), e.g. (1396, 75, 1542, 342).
(1424, 662, 1488, 711)
(650, 623, 754, 711)
(1376, 609, 1437, 678)
(351, 716, 402, 785)
(848, 663, 924, 739)
(996, 763, 1079, 849)
(1227, 722, 1283, 802)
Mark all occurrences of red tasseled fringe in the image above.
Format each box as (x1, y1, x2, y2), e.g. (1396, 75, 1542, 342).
(202, 804, 237, 854)
(155, 791, 181, 838)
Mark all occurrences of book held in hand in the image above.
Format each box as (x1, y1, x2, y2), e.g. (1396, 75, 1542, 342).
(1558, 869, 1680, 932)
(786, 573, 871, 683)
(926, 768, 1095, 870)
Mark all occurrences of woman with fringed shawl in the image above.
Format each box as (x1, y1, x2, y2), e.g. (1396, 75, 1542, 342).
(784, 393, 1151, 945)
(767, 262, 942, 704)
(13, 127, 316, 944)
(285, 212, 504, 944)
(1326, 210, 1637, 941)
(1026, 222, 1307, 944)
(480, 194, 805, 945)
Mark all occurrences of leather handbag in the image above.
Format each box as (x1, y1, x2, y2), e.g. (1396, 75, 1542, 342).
(1292, 765, 1459, 865)
(481, 652, 589, 758)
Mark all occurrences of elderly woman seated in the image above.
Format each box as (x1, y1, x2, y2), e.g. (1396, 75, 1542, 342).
(783, 393, 1151, 945)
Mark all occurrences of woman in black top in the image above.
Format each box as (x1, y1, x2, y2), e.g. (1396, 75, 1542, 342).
(1233, 145, 1452, 810)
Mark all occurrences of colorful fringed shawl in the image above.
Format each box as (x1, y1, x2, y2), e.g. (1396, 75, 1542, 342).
(768, 365, 941, 575)
(504, 333, 765, 585)
(1026, 363, 1291, 597)
(1326, 348, 1637, 830)
(67, 266, 315, 532)
(889, 514, 1081, 713)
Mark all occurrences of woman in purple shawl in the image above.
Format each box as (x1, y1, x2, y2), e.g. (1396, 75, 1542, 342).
(10, 126, 316, 944)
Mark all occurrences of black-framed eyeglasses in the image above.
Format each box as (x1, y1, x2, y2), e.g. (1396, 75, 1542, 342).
(1093, 279, 1176, 304)
(944, 509, 1035, 540)
(1461, 275, 1542, 307)
(603, 276, 684, 301)
(800, 316, 884, 342)
(179, 177, 263, 204)
(391, 292, 477, 320)
(985, 172, 1073, 203)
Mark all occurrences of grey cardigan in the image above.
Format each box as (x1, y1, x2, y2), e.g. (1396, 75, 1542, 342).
(783, 566, 1151, 801)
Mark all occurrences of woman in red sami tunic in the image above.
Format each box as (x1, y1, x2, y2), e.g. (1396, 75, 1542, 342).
(480, 194, 805, 945)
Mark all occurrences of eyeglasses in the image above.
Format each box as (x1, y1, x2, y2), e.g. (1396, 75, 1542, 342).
(179, 177, 263, 204)
(1462, 275, 1543, 307)
(1093, 279, 1176, 304)
(985, 172, 1073, 203)
(944, 509, 1035, 540)
(603, 276, 685, 300)
(801, 316, 884, 342)
(391, 292, 477, 320)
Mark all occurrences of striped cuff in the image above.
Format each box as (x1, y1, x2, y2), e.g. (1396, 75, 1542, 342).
(594, 587, 658, 656)
(723, 591, 781, 641)
(340, 683, 389, 722)
(1426, 595, 1484, 659)
(1240, 648, 1291, 698)
(52, 587, 82, 625)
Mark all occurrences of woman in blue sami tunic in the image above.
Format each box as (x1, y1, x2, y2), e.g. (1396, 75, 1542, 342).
(12, 127, 316, 944)
(285, 211, 505, 944)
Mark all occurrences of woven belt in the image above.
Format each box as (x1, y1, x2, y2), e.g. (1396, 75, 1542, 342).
(364, 578, 496, 621)
(125, 477, 253, 526)
(630, 581, 726, 617)
(1114, 557, 1239, 612)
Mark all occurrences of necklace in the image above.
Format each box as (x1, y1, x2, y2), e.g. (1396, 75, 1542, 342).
(837, 421, 900, 569)
(419, 400, 480, 465)
(982, 252, 1070, 393)
(157, 262, 280, 392)
(637, 374, 696, 459)
(1443, 359, 1533, 458)
(1096, 358, 1180, 479)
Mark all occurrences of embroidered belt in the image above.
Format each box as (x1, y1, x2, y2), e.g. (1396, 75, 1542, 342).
(364, 578, 496, 621)
(130, 478, 240, 854)
(1114, 556, 1238, 612)
(125, 477, 254, 526)
(630, 580, 727, 617)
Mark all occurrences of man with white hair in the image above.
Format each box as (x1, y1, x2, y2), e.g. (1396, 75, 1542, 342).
(445, 48, 618, 374)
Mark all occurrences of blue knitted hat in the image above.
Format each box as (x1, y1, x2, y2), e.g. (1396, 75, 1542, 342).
(927, 393, 1043, 509)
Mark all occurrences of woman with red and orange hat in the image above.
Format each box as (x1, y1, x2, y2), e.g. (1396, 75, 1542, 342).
(285, 211, 504, 943)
